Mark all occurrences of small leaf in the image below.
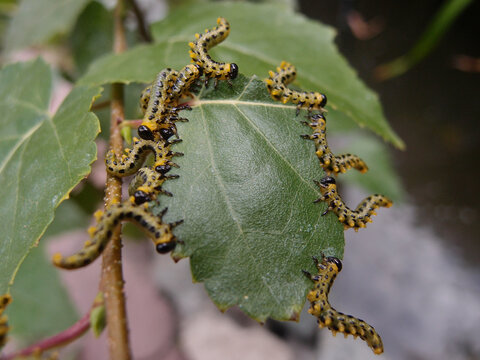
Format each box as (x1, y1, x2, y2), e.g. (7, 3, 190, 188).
(0, 59, 102, 294)
(79, 2, 403, 148)
(4, 0, 90, 52)
(90, 293, 106, 338)
(161, 76, 344, 322)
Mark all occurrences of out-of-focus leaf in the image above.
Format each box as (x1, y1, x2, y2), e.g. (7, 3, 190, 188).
(160, 76, 344, 322)
(79, 2, 403, 148)
(375, 0, 473, 80)
(0, 59, 102, 294)
(70, 0, 113, 77)
(4, 0, 90, 52)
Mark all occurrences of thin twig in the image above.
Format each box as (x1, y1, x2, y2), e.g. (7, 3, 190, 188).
(91, 100, 111, 111)
(0, 298, 103, 360)
(127, 0, 152, 42)
(100, 0, 132, 359)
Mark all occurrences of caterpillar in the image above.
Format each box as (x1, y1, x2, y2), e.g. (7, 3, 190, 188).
(52, 203, 183, 270)
(137, 68, 179, 141)
(301, 114, 368, 175)
(128, 167, 180, 205)
(138, 65, 201, 142)
(105, 137, 182, 177)
(0, 294, 11, 349)
(265, 61, 327, 115)
(314, 176, 392, 231)
(188, 17, 239, 82)
(303, 256, 383, 355)
(168, 64, 203, 102)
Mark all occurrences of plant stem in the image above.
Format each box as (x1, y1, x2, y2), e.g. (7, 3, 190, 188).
(0, 302, 101, 360)
(100, 0, 131, 359)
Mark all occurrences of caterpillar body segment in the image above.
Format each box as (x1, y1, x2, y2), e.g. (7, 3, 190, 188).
(303, 256, 383, 355)
(188, 17, 239, 82)
(52, 204, 183, 270)
(128, 167, 180, 205)
(105, 138, 180, 177)
(138, 69, 179, 141)
(301, 114, 368, 175)
(265, 61, 327, 114)
(0, 294, 11, 349)
(168, 64, 202, 102)
(314, 177, 392, 231)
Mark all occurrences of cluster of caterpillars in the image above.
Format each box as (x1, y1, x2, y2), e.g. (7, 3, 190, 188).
(265, 62, 392, 354)
(52, 17, 238, 270)
(265, 61, 392, 231)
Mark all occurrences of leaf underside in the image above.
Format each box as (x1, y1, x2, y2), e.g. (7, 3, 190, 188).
(160, 75, 344, 322)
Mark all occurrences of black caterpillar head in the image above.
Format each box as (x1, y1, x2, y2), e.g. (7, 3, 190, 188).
(134, 190, 151, 205)
(319, 93, 327, 107)
(155, 164, 171, 174)
(229, 63, 239, 80)
(325, 256, 342, 272)
(319, 176, 336, 187)
(160, 127, 175, 141)
(156, 242, 176, 254)
(138, 125, 155, 141)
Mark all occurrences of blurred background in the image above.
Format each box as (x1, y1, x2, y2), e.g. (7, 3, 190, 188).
(1, 0, 479, 359)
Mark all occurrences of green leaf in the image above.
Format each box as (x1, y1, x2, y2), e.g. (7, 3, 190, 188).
(160, 76, 344, 322)
(4, 0, 90, 52)
(90, 292, 106, 338)
(0, 58, 102, 294)
(79, 2, 403, 148)
(7, 241, 78, 345)
(70, 1, 114, 77)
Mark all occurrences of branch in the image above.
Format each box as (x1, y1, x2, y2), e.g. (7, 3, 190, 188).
(100, 0, 132, 359)
(0, 298, 103, 360)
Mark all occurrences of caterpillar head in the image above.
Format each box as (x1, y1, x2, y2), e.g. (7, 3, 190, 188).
(138, 125, 155, 141)
(229, 63, 239, 80)
(134, 190, 151, 205)
(317, 176, 336, 190)
(155, 164, 171, 174)
(155, 208, 184, 254)
(324, 256, 342, 272)
(156, 241, 176, 254)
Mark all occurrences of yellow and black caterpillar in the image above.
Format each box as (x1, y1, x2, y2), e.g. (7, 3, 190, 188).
(301, 114, 368, 175)
(0, 294, 11, 349)
(137, 68, 181, 142)
(303, 256, 383, 355)
(105, 137, 182, 178)
(314, 176, 392, 231)
(138, 65, 202, 141)
(188, 17, 239, 82)
(53, 203, 183, 269)
(128, 167, 180, 205)
(265, 61, 327, 114)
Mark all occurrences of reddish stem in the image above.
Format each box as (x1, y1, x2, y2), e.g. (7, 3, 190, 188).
(1, 313, 90, 360)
